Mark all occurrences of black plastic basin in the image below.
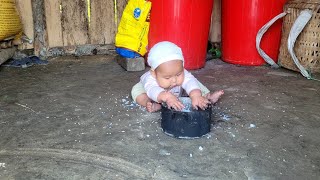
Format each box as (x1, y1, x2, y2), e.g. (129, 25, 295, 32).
(161, 97, 212, 139)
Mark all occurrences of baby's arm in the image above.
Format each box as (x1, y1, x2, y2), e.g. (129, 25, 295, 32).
(182, 70, 210, 110)
(141, 72, 184, 111)
(189, 89, 210, 110)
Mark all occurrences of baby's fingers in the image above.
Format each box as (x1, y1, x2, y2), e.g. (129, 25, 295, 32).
(175, 101, 185, 111)
(200, 103, 208, 110)
(168, 101, 184, 111)
(196, 102, 205, 110)
(195, 100, 210, 110)
(203, 99, 210, 108)
(191, 101, 199, 110)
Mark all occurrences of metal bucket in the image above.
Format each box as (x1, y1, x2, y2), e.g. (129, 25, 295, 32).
(161, 97, 212, 139)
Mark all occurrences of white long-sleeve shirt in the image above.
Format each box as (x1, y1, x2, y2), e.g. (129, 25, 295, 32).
(140, 69, 200, 102)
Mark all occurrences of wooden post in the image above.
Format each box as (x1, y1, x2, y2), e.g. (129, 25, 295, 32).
(209, 0, 221, 43)
(15, 0, 34, 50)
(32, 0, 48, 59)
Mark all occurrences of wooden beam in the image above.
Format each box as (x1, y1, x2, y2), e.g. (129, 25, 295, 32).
(46, 44, 115, 57)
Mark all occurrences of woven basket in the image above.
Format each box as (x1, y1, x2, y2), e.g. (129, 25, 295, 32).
(278, 0, 320, 73)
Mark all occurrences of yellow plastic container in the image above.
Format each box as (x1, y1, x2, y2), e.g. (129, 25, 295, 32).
(0, 0, 23, 41)
(115, 0, 151, 56)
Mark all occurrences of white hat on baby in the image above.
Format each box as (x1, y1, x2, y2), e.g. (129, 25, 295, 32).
(147, 41, 184, 70)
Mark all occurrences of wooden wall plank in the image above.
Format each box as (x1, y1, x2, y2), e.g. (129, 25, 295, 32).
(15, 0, 34, 49)
(61, 0, 89, 46)
(89, 0, 116, 45)
(44, 0, 63, 48)
(209, 0, 221, 43)
(29, 0, 128, 57)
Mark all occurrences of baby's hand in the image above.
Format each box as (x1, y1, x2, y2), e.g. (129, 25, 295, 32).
(166, 94, 184, 111)
(190, 95, 210, 110)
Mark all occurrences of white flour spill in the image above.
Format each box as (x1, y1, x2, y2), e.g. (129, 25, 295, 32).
(159, 149, 171, 156)
(221, 113, 231, 121)
(179, 97, 193, 112)
(205, 134, 212, 139)
(162, 97, 193, 112)
(228, 132, 236, 138)
(121, 99, 137, 108)
(120, 95, 146, 111)
(216, 112, 231, 121)
(0, 163, 5, 167)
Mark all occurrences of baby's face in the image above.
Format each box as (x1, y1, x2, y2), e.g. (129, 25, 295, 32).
(154, 60, 184, 89)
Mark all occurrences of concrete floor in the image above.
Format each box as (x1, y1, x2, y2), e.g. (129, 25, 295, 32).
(0, 54, 319, 179)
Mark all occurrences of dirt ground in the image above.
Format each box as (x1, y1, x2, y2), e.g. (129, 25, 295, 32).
(0, 54, 319, 180)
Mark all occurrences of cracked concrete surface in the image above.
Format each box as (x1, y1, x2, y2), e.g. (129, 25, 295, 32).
(0, 55, 319, 179)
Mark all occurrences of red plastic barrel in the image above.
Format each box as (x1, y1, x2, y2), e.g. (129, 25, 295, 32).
(221, 0, 287, 66)
(148, 0, 214, 70)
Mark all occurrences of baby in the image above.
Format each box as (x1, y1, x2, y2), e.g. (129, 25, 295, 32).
(131, 41, 224, 112)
